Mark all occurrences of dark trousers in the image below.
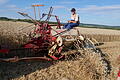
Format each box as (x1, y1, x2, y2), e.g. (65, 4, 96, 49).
(63, 23, 79, 29)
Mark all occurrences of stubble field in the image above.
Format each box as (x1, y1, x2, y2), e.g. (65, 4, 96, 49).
(0, 21, 120, 80)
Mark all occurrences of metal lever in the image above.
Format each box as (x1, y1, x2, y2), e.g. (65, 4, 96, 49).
(18, 12, 28, 17)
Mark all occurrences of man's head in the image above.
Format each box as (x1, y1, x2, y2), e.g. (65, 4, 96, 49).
(71, 8, 76, 14)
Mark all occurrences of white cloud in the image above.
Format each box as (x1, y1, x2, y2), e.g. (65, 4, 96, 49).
(53, 6, 66, 9)
(60, 1, 78, 4)
(7, 5, 17, 8)
(25, 7, 32, 10)
(6, 5, 32, 12)
(6, 5, 20, 12)
(78, 5, 120, 12)
(0, 0, 9, 4)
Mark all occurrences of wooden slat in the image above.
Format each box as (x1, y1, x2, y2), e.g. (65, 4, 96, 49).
(32, 5, 44, 7)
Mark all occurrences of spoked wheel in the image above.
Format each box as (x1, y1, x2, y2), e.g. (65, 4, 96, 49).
(49, 28, 86, 60)
(48, 36, 64, 60)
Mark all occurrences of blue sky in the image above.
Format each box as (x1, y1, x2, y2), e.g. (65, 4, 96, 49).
(0, 0, 120, 26)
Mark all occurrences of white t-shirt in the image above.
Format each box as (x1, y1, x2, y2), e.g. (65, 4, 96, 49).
(71, 14, 79, 22)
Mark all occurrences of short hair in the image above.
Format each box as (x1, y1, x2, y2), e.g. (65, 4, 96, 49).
(71, 8, 76, 12)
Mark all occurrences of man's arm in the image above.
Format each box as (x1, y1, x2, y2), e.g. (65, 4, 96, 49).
(68, 14, 80, 23)
(68, 20, 77, 23)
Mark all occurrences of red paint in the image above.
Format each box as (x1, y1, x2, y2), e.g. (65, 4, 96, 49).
(0, 10, 65, 62)
(49, 55, 59, 60)
(52, 37, 57, 41)
(118, 70, 120, 77)
(0, 49, 9, 53)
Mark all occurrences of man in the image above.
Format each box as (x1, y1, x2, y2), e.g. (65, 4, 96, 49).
(63, 8, 80, 30)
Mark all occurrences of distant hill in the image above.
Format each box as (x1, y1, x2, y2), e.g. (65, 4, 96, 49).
(0, 17, 33, 23)
(0, 17, 120, 30)
(79, 23, 120, 30)
(79, 23, 120, 29)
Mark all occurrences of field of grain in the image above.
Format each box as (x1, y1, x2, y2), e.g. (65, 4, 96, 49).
(0, 21, 120, 80)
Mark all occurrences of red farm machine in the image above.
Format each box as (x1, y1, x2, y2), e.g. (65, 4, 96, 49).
(0, 6, 104, 62)
(0, 5, 112, 79)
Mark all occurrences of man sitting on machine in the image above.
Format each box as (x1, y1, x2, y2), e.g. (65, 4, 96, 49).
(63, 8, 80, 30)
